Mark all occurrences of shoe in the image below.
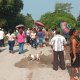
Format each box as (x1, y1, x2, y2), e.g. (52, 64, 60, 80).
(19, 52, 21, 54)
(0, 50, 1, 52)
(11, 51, 14, 54)
(61, 67, 66, 70)
(53, 67, 58, 71)
(9, 50, 11, 53)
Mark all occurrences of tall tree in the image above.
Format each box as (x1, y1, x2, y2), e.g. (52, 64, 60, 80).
(76, 14, 80, 29)
(0, 0, 23, 18)
(0, 0, 23, 30)
(24, 13, 34, 28)
(40, 3, 76, 29)
(55, 3, 73, 13)
(40, 11, 76, 29)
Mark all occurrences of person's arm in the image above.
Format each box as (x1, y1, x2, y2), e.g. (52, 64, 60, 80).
(72, 39, 77, 63)
(49, 38, 54, 48)
(22, 31, 25, 38)
(63, 37, 67, 48)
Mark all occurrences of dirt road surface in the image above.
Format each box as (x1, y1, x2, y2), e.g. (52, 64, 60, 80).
(0, 44, 75, 80)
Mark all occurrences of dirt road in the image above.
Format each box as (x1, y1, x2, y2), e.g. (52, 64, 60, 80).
(0, 45, 72, 80)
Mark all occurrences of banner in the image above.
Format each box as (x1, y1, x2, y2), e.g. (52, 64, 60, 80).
(60, 22, 71, 34)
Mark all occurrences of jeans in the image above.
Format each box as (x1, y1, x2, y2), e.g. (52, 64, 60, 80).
(18, 42, 24, 53)
(31, 39, 37, 48)
(26, 35, 30, 43)
(0, 40, 2, 47)
(8, 41, 15, 51)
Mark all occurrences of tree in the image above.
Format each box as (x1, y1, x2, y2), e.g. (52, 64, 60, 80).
(0, 0, 23, 18)
(40, 3, 76, 29)
(55, 3, 73, 13)
(15, 14, 26, 26)
(24, 13, 34, 28)
(76, 14, 80, 29)
(0, 0, 23, 30)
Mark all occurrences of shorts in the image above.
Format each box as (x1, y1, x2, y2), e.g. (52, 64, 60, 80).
(39, 38, 43, 44)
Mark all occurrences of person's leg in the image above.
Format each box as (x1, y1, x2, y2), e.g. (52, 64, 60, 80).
(70, 67, 76, 80)
(53, 51, 58, 70)
(10, 42, 13, 51)
(21, 42, 24, 53)
(31, 39, 33, 47)
(39, 38, 42, 48)
(8, 41, 11, 53)
(18, 43, 22, 54)
(59, 51, 65, 70)
(78, 67, 80, 79)
(0, 40, 1, 47)
(27, 35, 30, 44)
(28, 36, 30, 44)
(33, 39, 37, 48)
(2, 39, 5, 47)
(10, 41, 15, 53)
(0, 39, 2, 47)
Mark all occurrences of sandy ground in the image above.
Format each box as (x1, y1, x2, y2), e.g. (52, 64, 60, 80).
(0, 44, 78, 80)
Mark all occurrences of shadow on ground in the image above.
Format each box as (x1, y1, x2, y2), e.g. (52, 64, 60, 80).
(13, 49, 29, 53)
(15, 54, 53, 69)
(0, 48, 7, 53)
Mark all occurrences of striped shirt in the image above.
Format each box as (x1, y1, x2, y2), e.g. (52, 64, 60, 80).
(50, 34, 67, 51)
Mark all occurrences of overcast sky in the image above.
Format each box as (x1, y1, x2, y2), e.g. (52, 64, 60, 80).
(21, 0, 80, 20)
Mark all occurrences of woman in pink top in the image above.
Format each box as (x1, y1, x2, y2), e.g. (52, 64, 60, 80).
(17, 28, 25, 54)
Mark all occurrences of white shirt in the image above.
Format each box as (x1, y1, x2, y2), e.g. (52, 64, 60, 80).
(6, 33, 15, 41)
(26, 30, 30, 36)
(30, 32, 36, 39)
(0, 30, 4, 40)
(50, 34, 67, 51)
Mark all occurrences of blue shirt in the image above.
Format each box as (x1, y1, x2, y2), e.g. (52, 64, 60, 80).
(38, 32, 43, 38)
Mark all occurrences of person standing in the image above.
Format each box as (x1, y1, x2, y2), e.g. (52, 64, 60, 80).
(45, 29, 49, 46)
(14, 29, 18, 46)
(0, 28, 5, 47)
(26, 28, 31, 45)
(30, 29, 37, 48)
(6, 30, 15, 53)
(69, 28, 80, 80)
(50, 29, 67, 70)
(17, 27, 25, 54)
(38, 29, 43, 47)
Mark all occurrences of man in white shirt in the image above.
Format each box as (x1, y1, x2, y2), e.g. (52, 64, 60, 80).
(50, 29, 67, 70)
(0, 28, 5, 47)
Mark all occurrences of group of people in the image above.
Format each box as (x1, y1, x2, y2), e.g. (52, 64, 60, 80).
(0, 26, 80, 80)
(50, 28, 80, 80)
(0, 26, 55, 53)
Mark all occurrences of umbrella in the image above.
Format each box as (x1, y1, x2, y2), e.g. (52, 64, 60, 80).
(34, 21, 44, 27)
(16, 24, 24, 28)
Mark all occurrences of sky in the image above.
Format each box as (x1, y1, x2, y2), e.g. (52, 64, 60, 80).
(21, 0, 80, 20)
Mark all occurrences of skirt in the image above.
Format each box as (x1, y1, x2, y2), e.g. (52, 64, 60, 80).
(70, 52, 80, 67)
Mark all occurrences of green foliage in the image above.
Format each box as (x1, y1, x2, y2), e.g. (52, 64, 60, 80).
(55, 3, 73, 13)
(40, 11, 76, 29)
(76, 14, 80, 29)
(40, 3, 76, 29)
(0, 0, 23, 18)
(0, 0, 23, 30)
(15, 14, 26, 26)
(24, 13, 34, 29)
(0, 18, 7, 27)
(14, 13, 34, 29)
